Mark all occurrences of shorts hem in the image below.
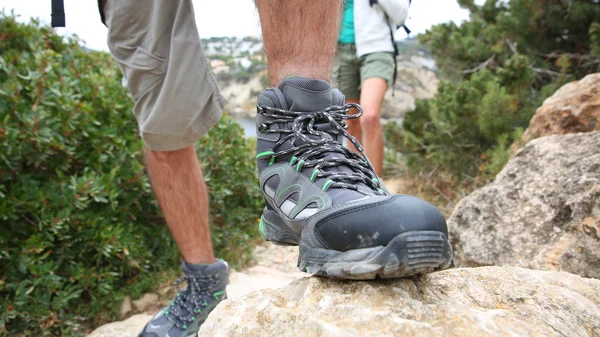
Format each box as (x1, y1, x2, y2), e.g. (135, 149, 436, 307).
(361, 75, 393, 88)
(141, 94, 225, 152)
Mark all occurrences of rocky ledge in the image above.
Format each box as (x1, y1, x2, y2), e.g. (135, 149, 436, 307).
(449, 131, 600, 279)
(199, 267, 600, 337)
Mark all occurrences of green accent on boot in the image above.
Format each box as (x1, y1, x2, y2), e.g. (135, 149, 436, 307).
(256, 151, 275, 159)
(269, 156, 276, 166)
(296, 159, 305, 171)
(259, 217, 266, 236)
(322, 180, 334, 191)
(289, 156, 298, 165)
(310, 169, 320, 181)
(213, 290, 226, 300)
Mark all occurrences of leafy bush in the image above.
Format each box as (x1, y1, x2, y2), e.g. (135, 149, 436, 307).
(0, 14, 261, 336)
(391, 0, 599, 182)
(198, 124, 263, 266)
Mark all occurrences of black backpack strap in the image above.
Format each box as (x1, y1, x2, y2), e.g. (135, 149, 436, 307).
(51, 0, 65, 27)
(51, 0, 106, 27)
(405, 0, 412, 34)
(98, 0, 107, 27)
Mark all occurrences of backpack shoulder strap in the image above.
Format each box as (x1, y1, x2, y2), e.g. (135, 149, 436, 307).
(51, 0, 65, 27)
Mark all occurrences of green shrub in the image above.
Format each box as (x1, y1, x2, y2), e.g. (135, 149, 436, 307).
(0, 14, 261, 336)
(391, 0, 599, 183)
(198, 125, 263, 266)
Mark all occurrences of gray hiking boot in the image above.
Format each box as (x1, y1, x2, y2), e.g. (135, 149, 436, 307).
(255, 77, 453, 280)
(138, 259, 228, 337)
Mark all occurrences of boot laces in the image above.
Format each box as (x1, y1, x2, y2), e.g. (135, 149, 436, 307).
(257, 103, 383, 193)
(165, 274, 219, 329)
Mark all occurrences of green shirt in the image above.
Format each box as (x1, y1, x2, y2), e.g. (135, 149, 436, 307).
(339, 0, 355, 44)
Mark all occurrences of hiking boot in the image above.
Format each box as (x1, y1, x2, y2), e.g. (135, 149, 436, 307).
(255, 77, 453, 280)
(138, 259, 228, 337)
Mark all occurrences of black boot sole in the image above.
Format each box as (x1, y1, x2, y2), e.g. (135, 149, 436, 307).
(259, 211, 453, 280)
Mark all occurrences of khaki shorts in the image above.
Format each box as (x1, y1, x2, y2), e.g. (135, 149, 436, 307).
(101, 0, 226, 151)
(333, 43, 394, 100)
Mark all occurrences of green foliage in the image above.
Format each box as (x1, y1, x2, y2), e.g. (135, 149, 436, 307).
(198, 123, 263, 266)
(591, 22, 600, 58)
(0, 14, 261, 336)
(393, 0, 600, 182)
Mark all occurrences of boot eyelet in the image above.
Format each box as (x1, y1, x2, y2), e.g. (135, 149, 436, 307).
(258, 123, 268, 132)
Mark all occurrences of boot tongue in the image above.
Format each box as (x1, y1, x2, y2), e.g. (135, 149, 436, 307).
(278, 77, 344, 112)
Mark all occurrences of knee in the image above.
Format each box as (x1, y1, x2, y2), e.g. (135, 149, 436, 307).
(360, 110, 381, 131)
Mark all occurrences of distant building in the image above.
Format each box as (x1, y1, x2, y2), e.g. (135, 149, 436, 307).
(210, 60, 230, 74)
(237, 57, 252, 69)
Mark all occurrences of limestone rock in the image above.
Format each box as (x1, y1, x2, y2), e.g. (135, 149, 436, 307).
(199, 267, 600, 337)
(86, 245, 306, 337)
(132, 293, 160, 312)
(120, 296, 132, 318)
(522, 73, 600, 143)
(218, 73, 265, 119)
(381, 56, 438, 123)
(449, 131, 600, 278)
(87, 314, 153, 337)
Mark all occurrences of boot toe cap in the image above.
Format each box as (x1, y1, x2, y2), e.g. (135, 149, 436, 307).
(314, 195, 447, 251)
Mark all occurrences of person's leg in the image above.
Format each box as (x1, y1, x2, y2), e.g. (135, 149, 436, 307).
(359, 77, 387, 176)
(256, 0, 343, 84)
(102, 0, 228, 334)
(333, 44, 362, 153)
(146, 146, 214, 264)
(345, 98, 362, 152)
(103, 0, 224, 265)
(358, 52, 395, 176)
(253, 0, 451, 281)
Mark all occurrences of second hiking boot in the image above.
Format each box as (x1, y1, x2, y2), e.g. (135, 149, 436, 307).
(255, 77, 452, 280)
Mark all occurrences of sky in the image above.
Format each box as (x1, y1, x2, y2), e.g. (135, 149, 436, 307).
(2, 0, 472, 52)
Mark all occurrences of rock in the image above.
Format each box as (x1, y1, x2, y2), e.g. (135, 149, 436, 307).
(132, 293, 160, 312)
(199, 267, 600, 337)
(218, 73, 265, 119)
(120, 296, 132, 318)
(251, 244, 302, 274)
(227, 266, 306, 300)
(382, 56, 438, 122)
(86, 244, 306, 336)
(87, 314, 153, 337)
(522, 73, 600, 143)
(449, 131, 600, 278)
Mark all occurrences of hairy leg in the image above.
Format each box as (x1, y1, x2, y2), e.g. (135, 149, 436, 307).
(146, 146, 214, 264)
(359, 78, 387, 176)
(345, 98, 362, 153)
(256, 0, 343, 84)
